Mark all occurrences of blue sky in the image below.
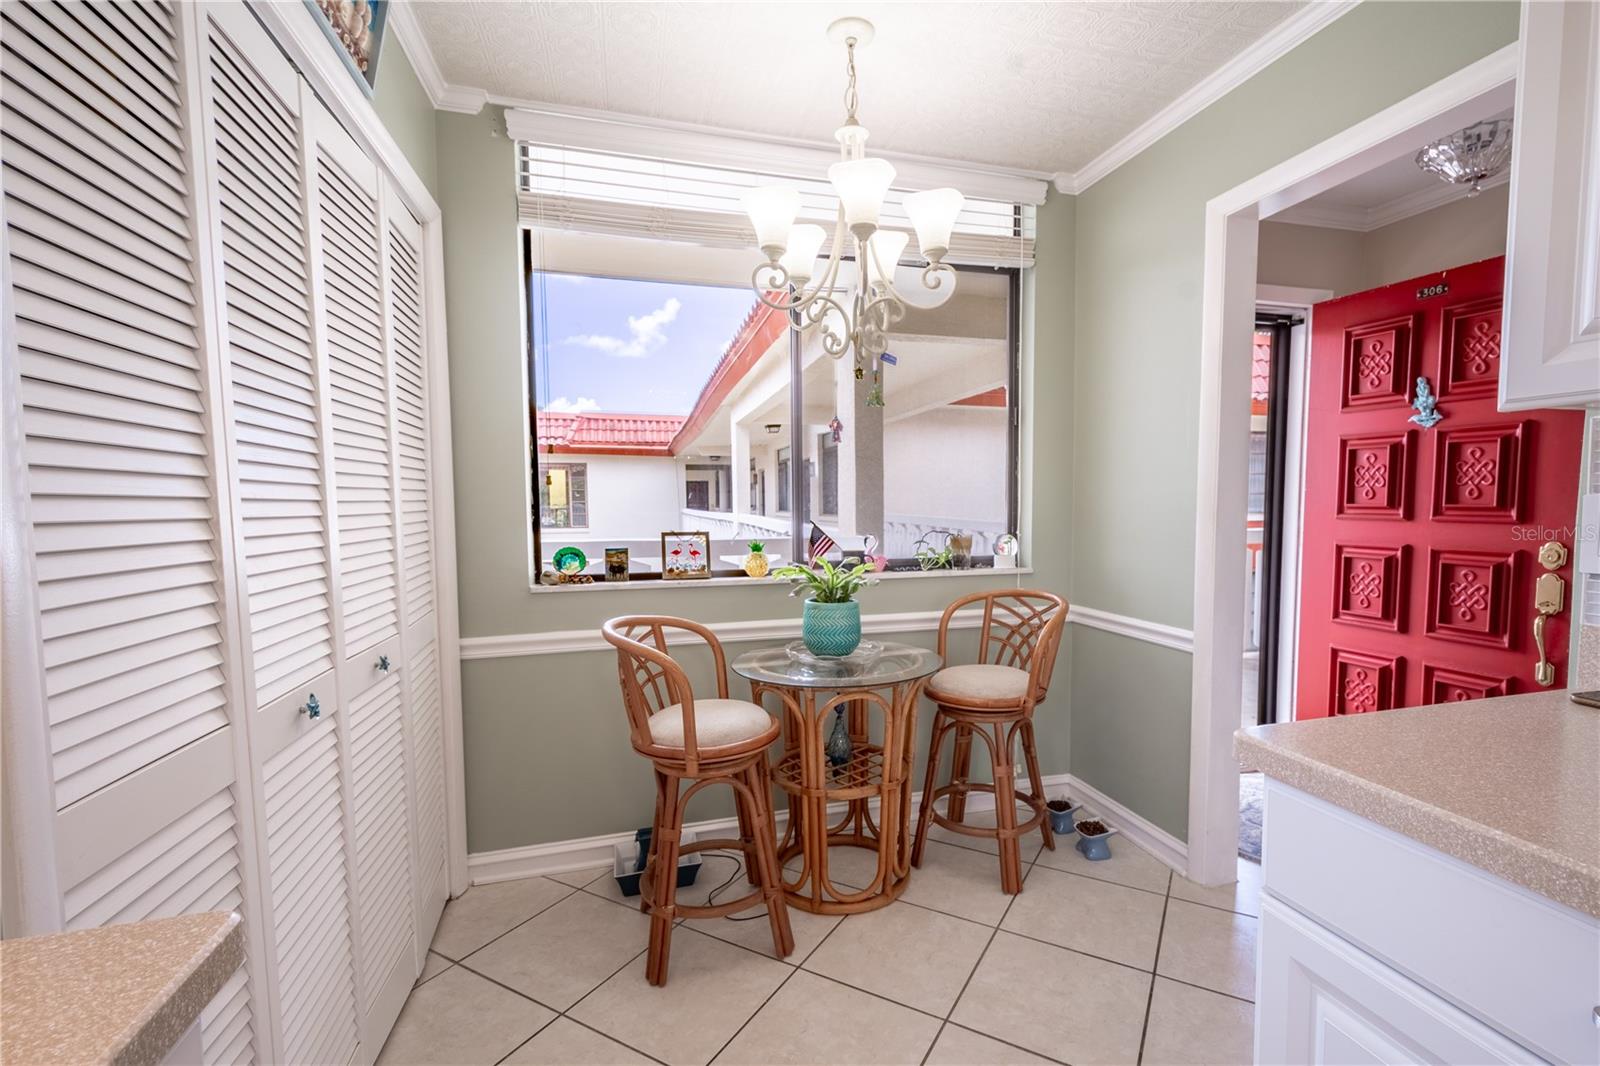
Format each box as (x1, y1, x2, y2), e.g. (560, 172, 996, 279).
(529, 273, 757, 415)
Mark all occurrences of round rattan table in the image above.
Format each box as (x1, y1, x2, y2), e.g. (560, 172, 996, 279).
(731, 641, 941, 914)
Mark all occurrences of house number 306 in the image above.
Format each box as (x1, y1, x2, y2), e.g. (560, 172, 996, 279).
(1417, 282, 1449, 299)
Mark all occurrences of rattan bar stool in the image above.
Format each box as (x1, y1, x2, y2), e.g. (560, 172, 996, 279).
(910, 590, 1068, 894)
(602, 616, 795, 985)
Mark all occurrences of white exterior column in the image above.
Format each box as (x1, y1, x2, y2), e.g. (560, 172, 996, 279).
(731, 419, 751, 518)
(834, 357, 884, 543)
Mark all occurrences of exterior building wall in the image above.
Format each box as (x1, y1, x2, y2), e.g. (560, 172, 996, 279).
(884, 406, 1010, 556)
(542, 453, 681, 545)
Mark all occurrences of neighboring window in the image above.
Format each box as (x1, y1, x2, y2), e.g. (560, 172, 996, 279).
(776, 447, 791, 514)
(684, 462, 731, 512)
(818, 434, 838, 517)
(539, 462, 588, 528)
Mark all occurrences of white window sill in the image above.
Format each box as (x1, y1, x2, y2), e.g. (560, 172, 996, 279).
(526, 565, 1033, 594)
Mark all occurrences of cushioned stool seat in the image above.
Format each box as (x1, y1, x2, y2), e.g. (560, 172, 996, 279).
(648, 699, 773, 748)
(926, 664, 1030, 704)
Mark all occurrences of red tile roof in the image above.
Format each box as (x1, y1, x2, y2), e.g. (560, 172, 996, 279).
(535, 410, 687, 455)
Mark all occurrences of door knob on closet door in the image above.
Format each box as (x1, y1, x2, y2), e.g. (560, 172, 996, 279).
(301, 693, 321, 720)
(376, 655, 391, 673)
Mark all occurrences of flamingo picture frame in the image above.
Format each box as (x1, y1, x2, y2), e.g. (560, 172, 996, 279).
(661, 530, 712, 580)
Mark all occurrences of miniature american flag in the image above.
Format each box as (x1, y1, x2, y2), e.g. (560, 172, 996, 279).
(807, 522, 837, 564)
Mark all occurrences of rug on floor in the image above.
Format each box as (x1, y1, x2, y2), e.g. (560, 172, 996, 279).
(1239, 772, 1263, 863)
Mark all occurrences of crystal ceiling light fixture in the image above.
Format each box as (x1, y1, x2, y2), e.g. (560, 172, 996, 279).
(1415, 119, 1514, 197)
(742, 17, 964, 375)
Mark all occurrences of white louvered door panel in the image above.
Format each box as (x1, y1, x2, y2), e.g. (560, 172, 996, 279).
(2, 0, 229, 809)
(204, 5, 335, 726)
(387, 201, 432, 641)
(408, 636, 448, 932)
(313, 111, 400, 680)
(262, 721, 360, 1066)
(348, 671, 414, 1043)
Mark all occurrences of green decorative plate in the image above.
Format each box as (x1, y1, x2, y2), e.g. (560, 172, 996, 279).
(552, 546, 588, 574)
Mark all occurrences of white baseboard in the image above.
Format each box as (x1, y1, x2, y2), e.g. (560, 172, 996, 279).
(1062, 774, 1189, 876)
(467, 770, 1190, 885)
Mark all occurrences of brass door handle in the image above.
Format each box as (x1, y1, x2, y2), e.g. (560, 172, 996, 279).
(1533, 541, 1568, 688)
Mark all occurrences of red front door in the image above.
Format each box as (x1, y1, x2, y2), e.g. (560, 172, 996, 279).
(1295, 256, 1584, 718)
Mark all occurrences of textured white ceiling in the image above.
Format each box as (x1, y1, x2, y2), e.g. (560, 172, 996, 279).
(410, 1, 1305, 174)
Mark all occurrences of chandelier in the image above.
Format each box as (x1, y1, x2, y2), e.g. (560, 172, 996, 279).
(741, 17, 964, 394)
(1415, 119, 1513, 197)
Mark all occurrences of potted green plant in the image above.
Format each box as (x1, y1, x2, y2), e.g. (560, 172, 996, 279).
(743, 540, 770, 577)
(772, 557, 876, 656)
(914, 543, 955, 570)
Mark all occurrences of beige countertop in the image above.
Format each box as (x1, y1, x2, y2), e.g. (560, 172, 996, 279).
(1237, 689, 1600, 919)
(1, 911, 244, 1066)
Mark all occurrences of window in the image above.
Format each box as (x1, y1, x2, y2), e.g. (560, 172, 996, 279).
(818, 434, 838, 517)
(518, 133, 1032, 581)
(776, 448, 791, 514)
(539, 462, 588, 528)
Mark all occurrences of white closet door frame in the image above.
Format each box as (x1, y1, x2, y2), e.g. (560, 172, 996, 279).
(251, 1, 468, 900)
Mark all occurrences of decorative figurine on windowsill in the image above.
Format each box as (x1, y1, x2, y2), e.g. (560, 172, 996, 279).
(743, 540, 770, 578)
(994, 533, 1020, 569)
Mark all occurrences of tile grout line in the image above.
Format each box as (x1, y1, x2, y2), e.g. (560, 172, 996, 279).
(1135, 873, 1174, 1066)
(432, 879, 583, 964)
(703, 915, 841, 1065)
(921, 855, 1030, 1066)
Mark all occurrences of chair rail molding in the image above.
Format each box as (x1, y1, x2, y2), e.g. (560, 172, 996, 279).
(458, 603, 1193, 659)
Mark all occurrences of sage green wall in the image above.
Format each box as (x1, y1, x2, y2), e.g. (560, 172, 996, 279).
(436, 109, 1079, 853)
(371, 41, 438, 198)
(1067, 1, 1520, 839)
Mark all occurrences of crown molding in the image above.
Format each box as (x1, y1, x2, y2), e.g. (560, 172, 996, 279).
(386, 1, 489, 114)
(1268, 168, 1509, 232)
(1053, 0, 1360, 197)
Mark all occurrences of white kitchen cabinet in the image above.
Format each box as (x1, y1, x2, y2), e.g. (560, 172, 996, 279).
(0, 2, 459, 1064)
(1500, 0, 1600, 410)
(1256, 780, 1600, 1066)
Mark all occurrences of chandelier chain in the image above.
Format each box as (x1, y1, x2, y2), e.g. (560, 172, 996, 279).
(843, 39, 859, 124)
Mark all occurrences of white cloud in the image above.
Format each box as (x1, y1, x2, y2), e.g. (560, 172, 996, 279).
(564, 297, 681, 358)
(543, 396, 600, 414)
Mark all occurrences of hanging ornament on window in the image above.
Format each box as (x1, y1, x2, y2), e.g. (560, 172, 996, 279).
(828, 416, 844, 442)
(866, 361, 885, 408)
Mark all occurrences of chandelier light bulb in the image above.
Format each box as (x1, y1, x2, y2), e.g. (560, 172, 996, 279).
(779, 224, 828, 284)
(864, 229, 908, 288)
(828, 157, 896, 239)
(742, 186, 801, 260)
(903, 187, 965, 262)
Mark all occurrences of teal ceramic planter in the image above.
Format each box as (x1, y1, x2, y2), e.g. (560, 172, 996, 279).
(802, 598, 861, 657)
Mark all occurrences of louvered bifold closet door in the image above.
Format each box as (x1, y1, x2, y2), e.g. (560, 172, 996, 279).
(385, 192, 448, 947)
(1, 2, 262, 1064)
(311, 104, 416, 1054)
(194, 6, 358, 1066)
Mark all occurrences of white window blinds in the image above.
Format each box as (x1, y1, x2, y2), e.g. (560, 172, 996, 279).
(516, 143, 1037, 269)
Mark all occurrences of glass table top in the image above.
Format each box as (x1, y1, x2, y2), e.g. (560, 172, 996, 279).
(731, 640, 942, 689)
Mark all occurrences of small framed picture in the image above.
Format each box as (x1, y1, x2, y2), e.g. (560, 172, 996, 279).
(661, 531, 712, 580)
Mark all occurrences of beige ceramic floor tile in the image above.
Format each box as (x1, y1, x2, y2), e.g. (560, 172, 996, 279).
(502, 1017, 655, 1065)
(783, 843, 890, 894)
(694, 900, 840, 963)
(803, 901, 993, 1015)
(376, 966, 556, 1066)
(924, 1024, 1056, 1065)
(464, 890, 650, 1010)
(714, 970, 941, 1066)
(1140, 977, 1255, 1065)
(924, 805, 1046, 864)
(1156, 899, 1258, 1001)
(1169, 858, 1263, 917)
(1001, 864, 1167, 970)
(430, 877, 574, 959)
(1030, 832, 1173, 895)
(569, 926, 791, 1066)
(550, 864, 612, 889)
(950, 931, 1150, 1065)
(415, 950, 452, 986)
(901, 840, 1018, 925)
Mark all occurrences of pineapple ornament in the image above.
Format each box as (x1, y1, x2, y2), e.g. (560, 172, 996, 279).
(743, 540, 770, 578)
